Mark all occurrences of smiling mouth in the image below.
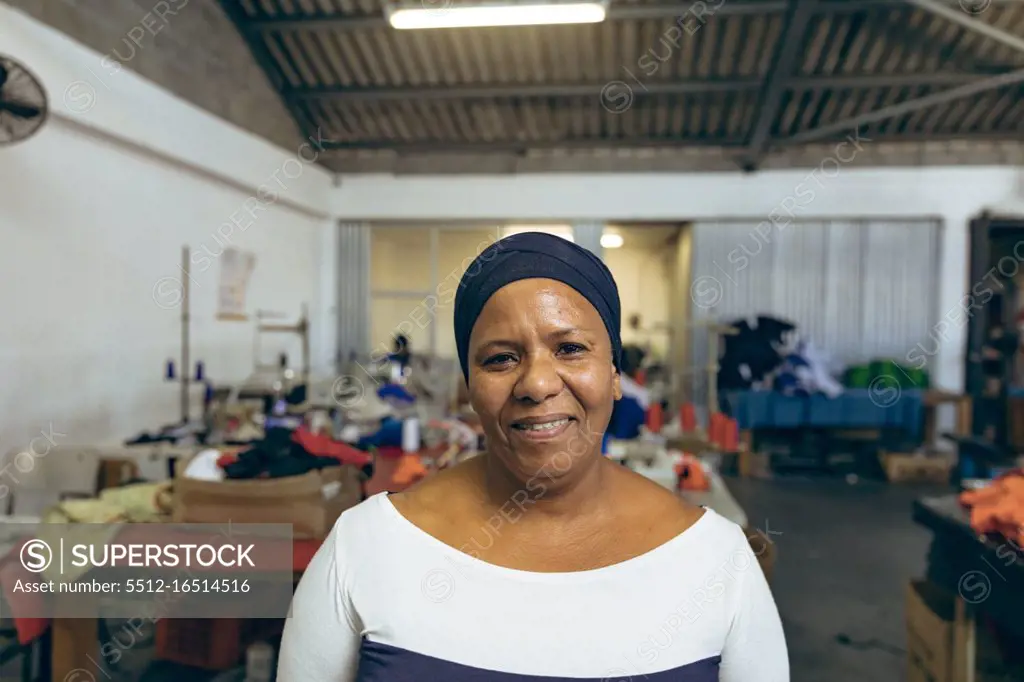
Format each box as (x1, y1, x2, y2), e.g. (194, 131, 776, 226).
(511, 417, 574, 432)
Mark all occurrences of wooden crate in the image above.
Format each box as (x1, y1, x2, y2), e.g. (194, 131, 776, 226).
(880, 451, 952, 484)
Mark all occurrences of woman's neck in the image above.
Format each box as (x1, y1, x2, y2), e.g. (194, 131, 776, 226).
(477, 448, 613, 523)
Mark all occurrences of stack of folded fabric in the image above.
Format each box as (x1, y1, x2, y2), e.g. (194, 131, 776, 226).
(959, 470, 1024, 546)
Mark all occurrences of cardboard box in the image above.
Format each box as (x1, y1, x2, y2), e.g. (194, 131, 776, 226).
(881, 452, 952, 484)
(173, 464, 362, 539)
(907, 580, 955, 682)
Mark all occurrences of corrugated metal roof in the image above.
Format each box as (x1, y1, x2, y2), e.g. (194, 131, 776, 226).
(219, 0, 1024, 170)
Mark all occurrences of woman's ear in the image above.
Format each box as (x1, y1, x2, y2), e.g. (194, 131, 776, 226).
(612, 368, 622, 401)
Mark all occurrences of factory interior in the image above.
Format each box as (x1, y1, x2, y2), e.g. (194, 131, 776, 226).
(2, 0, 1024, 680)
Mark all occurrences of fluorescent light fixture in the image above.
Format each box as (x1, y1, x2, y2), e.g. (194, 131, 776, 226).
(600, 232, 624, 249)
(503, 225, 574, 242)
(387, 1, 607, 29)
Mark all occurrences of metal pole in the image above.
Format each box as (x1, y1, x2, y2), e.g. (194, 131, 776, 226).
(905, 0, 1024, 56)
(429, 228, 439, 356)
(181, 245, 190, 423)
(302, 303, 311, 384)
(783, 67, 1024, 145)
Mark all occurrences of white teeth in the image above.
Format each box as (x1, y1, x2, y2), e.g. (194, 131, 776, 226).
(518, 418, 569, 431)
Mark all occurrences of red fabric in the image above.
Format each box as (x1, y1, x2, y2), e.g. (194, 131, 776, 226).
(292, 427, 372, 467)
(1, 532, 324, 646)
(216, 453, 238, 468)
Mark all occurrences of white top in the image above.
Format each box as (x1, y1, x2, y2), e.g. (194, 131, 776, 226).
(278, 492, 789, 682)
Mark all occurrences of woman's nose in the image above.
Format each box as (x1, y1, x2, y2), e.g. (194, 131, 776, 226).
(512, 353, 563, 403)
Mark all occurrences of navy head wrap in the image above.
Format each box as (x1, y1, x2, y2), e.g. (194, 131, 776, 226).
(454, 231, 622, 382)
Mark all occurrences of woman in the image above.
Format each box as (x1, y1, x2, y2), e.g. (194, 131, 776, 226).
(278, 232, 789, 681)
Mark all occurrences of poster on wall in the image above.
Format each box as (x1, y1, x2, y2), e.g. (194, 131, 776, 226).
(216, 248, 257, 321)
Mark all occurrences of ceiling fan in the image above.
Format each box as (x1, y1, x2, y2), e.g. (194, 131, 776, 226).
(0, 54, 48, 146)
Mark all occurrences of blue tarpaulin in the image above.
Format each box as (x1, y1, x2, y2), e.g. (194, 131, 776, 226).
(724, 389, 923, 440)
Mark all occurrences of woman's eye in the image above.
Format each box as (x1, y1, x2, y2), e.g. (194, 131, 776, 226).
(484, 353, 516, 366)
(558, 343, 586, 355)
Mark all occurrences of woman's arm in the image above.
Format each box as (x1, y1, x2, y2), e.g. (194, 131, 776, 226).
(277, 520, 362, 682)
(719, 540, 789, 682)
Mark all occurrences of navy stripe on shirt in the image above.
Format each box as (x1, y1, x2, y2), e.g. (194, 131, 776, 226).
(357, 640, 722, 682)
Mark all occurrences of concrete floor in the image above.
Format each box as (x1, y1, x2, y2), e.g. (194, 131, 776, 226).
(727, 475, 950, 682)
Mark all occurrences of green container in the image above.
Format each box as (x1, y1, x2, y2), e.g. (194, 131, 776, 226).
(870, 359, 901, 383)
(845, 365, 872, 389)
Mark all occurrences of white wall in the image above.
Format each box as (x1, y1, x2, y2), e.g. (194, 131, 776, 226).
(336, 168, 1024, 394)
(0, 5, 336, 448)
(604, 243, 674, 360)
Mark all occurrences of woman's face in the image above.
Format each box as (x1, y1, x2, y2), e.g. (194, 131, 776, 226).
(467, 278, 621, 484)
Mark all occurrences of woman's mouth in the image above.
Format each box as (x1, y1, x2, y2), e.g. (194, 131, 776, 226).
(510, 416, 575, 440)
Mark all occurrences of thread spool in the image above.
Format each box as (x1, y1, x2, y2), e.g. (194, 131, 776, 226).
(722, 417, 739, 452)
(680, 403, 697, 433)
(646, 403, 663, 433)
(709, 413, 725, 448)
(402, 418, 420, 453)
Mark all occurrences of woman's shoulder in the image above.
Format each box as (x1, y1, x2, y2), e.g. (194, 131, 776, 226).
(611, 465, 749, 553)
(385, 457, 484, 536)
(328, 458, 480, 546)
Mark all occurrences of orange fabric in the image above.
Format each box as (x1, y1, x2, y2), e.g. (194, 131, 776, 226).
(365, 453, 430, 496)
(959, 470, 1024, 546)
(674, 454, 710, 492)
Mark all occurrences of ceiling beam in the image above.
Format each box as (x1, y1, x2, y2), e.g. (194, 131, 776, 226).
(783, 67, 1024, 144)
(905, 0, 1024, 56)
(876, 7, 986, 73)
(320, 138, 748, 152)
(318, 131, 1024, 154)
(744, 0, 818, 166)
(290, 79, 759, 102)
(285, 72, 998, 102)
(216, 0, 317, 138)
(240, 0, 1022, 33)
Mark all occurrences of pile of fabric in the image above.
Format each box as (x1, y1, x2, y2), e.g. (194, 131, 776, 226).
(717, 315, 797, 392)
(716, 314, 849, 398)
(185, 425, 372, 482)
(959, 470, 1024, 546)
(771, 339, 844, 398)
